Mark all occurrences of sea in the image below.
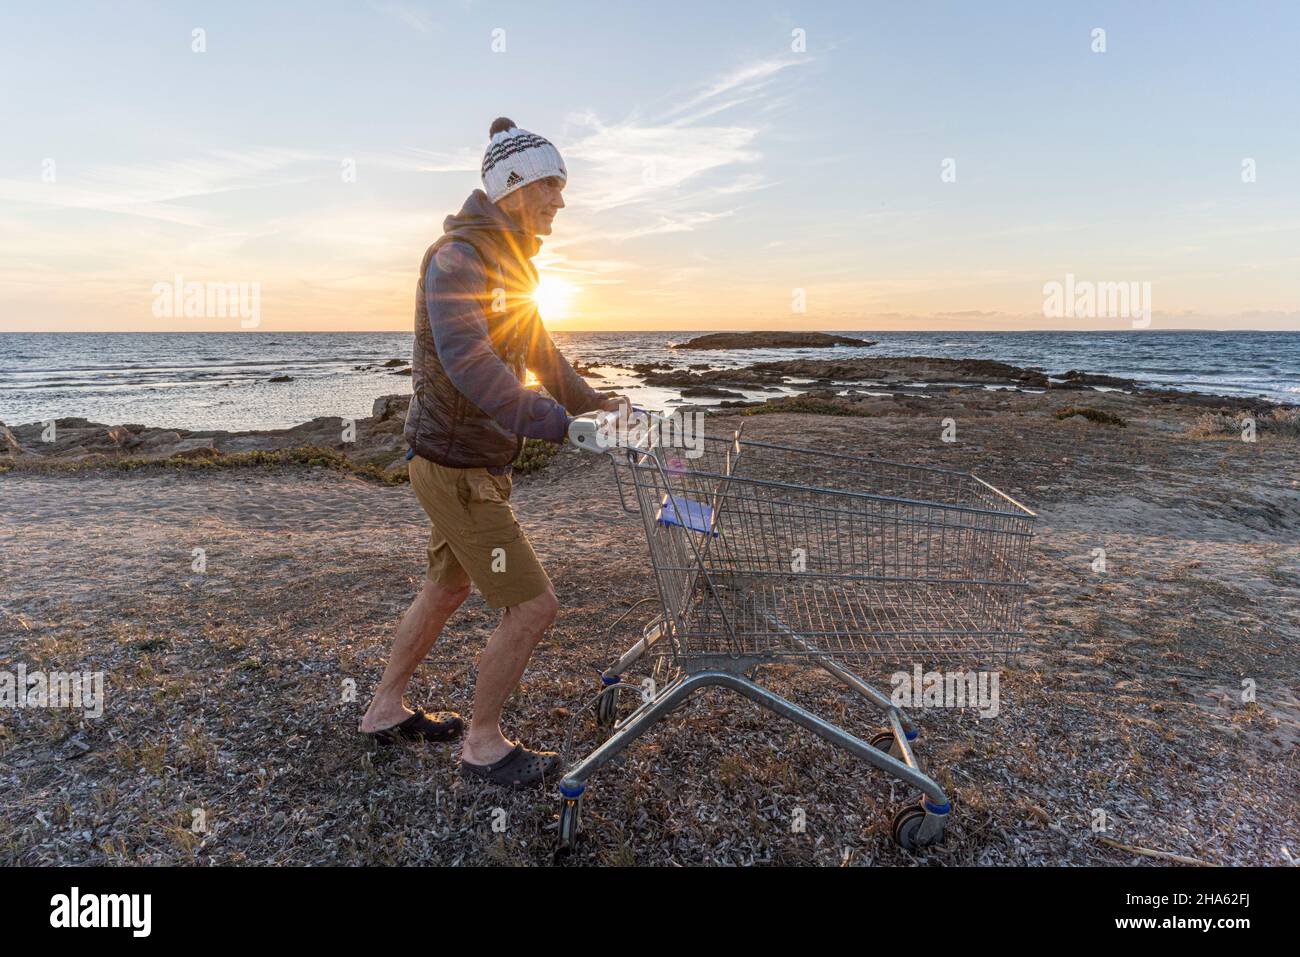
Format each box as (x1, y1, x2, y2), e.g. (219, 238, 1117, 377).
(1, 330, 1297, 432)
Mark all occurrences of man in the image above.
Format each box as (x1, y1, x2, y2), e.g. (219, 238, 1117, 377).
(359, 117, 629, 788)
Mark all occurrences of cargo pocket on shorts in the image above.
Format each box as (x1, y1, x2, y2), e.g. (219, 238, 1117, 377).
(460, 469, 521, 544)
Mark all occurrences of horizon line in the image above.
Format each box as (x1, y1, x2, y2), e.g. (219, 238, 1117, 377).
(3, 326, 1300, 335)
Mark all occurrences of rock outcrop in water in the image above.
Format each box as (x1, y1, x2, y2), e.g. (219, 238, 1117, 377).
(672, 332, 876, 350)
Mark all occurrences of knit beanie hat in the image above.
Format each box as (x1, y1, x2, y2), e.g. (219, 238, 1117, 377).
(481, 117, 567, 203)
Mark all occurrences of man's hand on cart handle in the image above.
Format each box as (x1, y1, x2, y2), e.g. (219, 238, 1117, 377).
(598, 393, 635, 419)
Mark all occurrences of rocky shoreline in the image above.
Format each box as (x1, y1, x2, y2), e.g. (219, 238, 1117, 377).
(2, 355, 1291, 471)
(1, 393, 414, 475)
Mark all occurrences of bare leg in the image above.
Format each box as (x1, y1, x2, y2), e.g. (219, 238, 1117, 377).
(360, 579, 471, 732)
(461, 586, 558, 765)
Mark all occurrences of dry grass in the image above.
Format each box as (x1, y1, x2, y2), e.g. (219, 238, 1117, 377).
(1189, 406, 1300, 439)
(2, 394, 1298, 867)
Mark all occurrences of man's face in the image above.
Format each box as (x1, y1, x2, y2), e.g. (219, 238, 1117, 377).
(508, 176, 566, 236)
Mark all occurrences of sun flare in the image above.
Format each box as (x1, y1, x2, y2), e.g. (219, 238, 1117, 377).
(532, 273, 578, 320)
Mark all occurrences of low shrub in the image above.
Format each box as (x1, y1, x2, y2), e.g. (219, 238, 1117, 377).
(1053, 406, 1127, 427)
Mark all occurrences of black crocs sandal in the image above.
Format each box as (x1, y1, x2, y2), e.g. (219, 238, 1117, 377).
(461, 744, 560, 787)
(366, 707, 464, 746)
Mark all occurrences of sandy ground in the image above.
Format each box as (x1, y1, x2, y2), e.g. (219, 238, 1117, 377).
(2, 397, 1298, 866)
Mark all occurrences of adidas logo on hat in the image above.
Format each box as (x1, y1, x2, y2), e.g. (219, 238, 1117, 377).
(481, 117, 567, 202)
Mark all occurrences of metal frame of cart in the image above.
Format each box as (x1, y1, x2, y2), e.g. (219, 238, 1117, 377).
(559, 412, 1036, 850)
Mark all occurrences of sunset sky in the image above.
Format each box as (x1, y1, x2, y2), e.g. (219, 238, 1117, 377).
(2, 1, 1298, 333)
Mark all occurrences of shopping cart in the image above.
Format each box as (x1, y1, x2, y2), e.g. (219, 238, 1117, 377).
(558, 408, 1036, 851)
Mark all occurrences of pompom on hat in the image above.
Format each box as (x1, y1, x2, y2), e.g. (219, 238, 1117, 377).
(481, 117, 567, 203)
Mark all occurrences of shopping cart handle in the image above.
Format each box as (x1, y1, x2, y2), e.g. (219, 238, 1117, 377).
(567, 408, 657, 452)
(567, 411, 612, 451)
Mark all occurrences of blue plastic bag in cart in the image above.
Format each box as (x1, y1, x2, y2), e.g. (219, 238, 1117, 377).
(655, 494, 718, 536)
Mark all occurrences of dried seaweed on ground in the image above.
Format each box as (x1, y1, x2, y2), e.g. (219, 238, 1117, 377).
(2, 391, 1297, 866)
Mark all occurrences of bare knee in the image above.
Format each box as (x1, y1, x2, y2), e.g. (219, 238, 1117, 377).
(424, 579, 471, 613)
(507, 587, 558, 640)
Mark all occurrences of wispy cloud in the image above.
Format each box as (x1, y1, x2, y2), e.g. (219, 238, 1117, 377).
(665, 56, 806, 122)
(365, 146, 481, 174)
(558, 54, 809, 217)
(371, 1, 437, 33)
(540, 55, 807, 301)
(562, 117, 762, 215)
(0, 148, 323, 226)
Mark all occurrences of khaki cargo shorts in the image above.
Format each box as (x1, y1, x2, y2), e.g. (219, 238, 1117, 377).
(408, 455, 552, 609)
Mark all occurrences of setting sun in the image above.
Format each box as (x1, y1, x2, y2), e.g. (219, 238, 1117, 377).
(532, 273, 578, 320)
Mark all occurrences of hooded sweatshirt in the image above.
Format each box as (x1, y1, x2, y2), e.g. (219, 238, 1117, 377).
(403, 189, 605, 469)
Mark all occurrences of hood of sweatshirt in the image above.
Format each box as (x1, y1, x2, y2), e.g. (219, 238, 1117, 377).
(441, 189, 541, 271)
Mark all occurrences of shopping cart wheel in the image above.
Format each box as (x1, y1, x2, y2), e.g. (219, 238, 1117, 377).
(596, 687, 619, 728)
(891, 803, 946, 851)
(891, 805, 926, 850)
(868, 731, 895, 752)
(558, 795, 582, 849)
